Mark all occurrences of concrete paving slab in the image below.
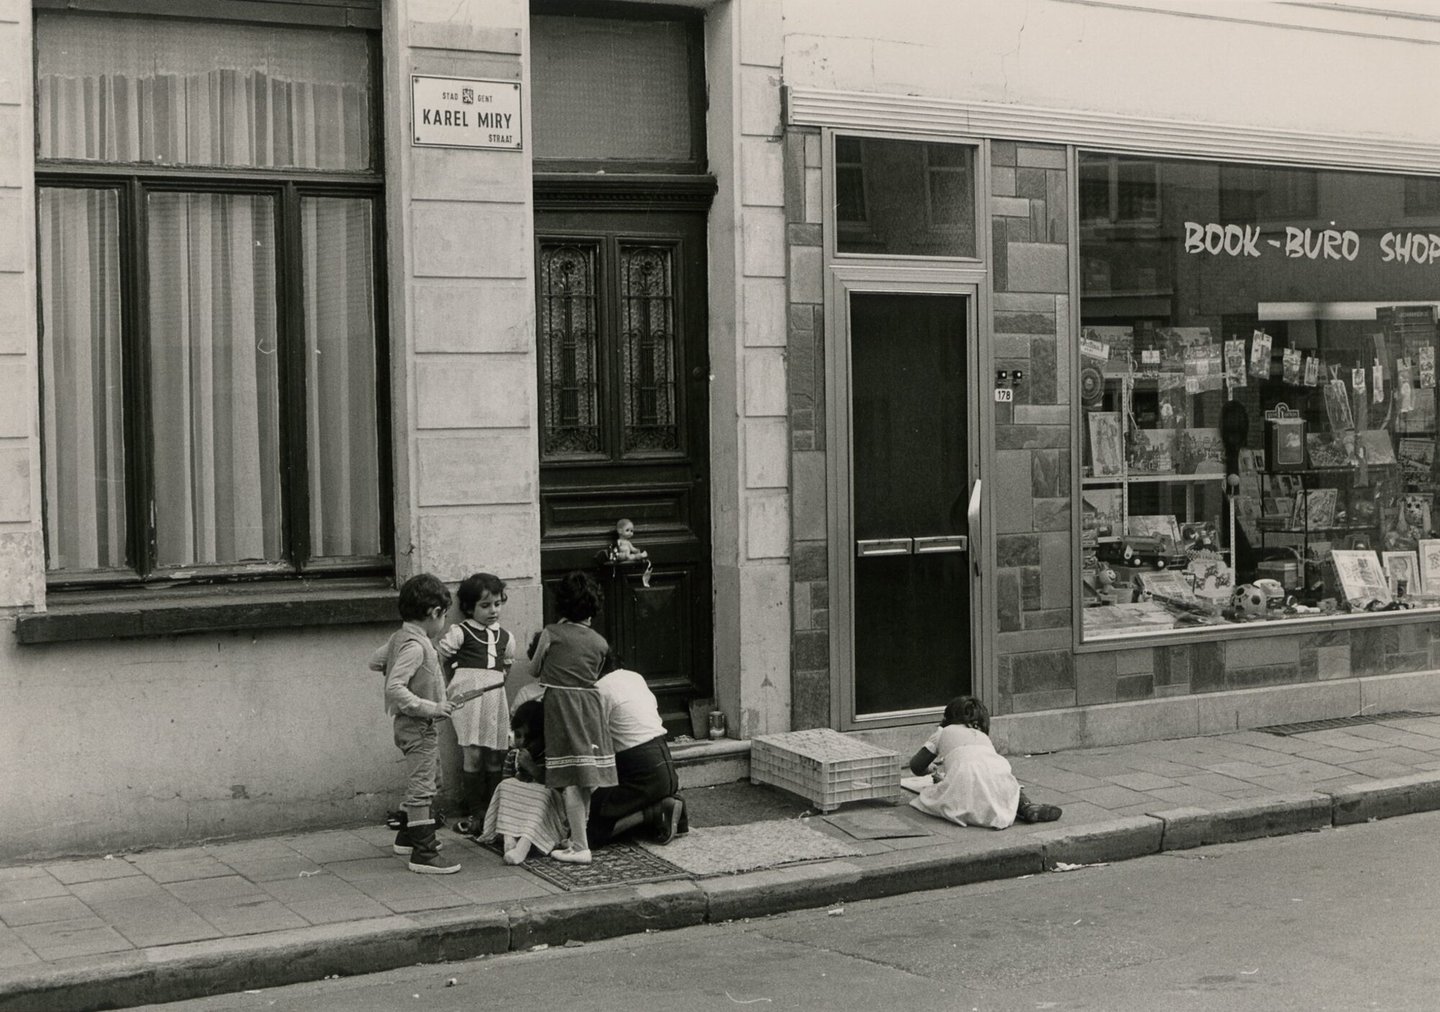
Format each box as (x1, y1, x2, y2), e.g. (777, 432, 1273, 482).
(12, 916, 133, 961)
(0, 896, 91, 929)
(44, 859, 142, 886)
(0, 874, 68, 904)
(0, 927, 38, 970)
(66, 876, 163, 905)
(94, 894, 223, 949)
(163, 876, 261, 905)
(258, 876, 392, 926)
(123, 854, 235, 885)
(188, 894, 309, 937)
(280, 831, 385, 865)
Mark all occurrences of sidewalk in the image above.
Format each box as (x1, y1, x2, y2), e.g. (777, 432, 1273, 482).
(6, 713, 1440, 1011)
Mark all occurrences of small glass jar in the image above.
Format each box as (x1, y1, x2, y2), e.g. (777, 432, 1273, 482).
(707, 709, 727, 740)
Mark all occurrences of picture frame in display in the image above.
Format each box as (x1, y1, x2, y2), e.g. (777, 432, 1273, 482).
(1330, 549, 1392, 607)
(1382, 550, 1421, 597)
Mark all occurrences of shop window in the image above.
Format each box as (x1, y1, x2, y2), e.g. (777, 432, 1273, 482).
(35, 11, 387, 584)
(1078, 152, 1440, 641)
(530, 6, 705, 172)
(1405, 178, 1440, 216)
(1079, 155, 1161, 228)
(832, 135, 977, 258)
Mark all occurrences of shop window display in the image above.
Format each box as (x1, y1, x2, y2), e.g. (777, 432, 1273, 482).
(1079, 153, 1440, 640)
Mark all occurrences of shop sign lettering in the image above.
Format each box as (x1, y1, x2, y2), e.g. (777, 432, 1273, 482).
(1182, 221, 1438, 265)
(411, 75, 522, 150)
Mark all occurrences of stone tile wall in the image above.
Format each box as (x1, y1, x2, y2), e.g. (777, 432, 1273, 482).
(990, 141, 1079, 715)
(785, 126, 830, 729)
(0, 3, 42, 610)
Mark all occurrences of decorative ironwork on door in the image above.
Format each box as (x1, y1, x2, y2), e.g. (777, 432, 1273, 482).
(619, 245, 678, 453)
(539, 242, 601, 457)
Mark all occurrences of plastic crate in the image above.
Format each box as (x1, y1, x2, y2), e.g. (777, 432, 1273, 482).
(749, 728, 901, 812)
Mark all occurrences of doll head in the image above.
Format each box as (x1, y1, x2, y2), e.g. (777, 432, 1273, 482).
(940, 695, 990, 735)
(615, 518, 636, 542)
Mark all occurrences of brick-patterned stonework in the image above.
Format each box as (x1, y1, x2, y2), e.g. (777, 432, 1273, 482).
(990, 141, 1078, 715)
(785, 127, 830, 730)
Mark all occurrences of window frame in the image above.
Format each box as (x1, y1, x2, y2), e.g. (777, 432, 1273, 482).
(33, 10, 392, 591)
(529, 0, 708, 176)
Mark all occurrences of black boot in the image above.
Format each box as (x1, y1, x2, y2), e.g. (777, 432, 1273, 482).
(407, 821, 460, 874)
(674, 794, 689, 836)
(1017, 790, 1062, 823)
(457, 771, 487, 836)
(389, 810, 413, 855)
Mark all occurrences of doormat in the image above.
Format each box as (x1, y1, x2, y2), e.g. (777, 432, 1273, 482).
(1257, 710, 1437, 736)
(823, 810, 933, 840)
(512, 840, 690, 892)
(640, 818, 862, 876)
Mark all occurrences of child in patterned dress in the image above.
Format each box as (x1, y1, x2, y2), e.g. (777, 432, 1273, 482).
(437, 573, 515, 838)
(528, 571, 617, 865)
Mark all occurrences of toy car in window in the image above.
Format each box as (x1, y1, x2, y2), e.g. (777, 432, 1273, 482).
(1095, 535, 1189, 569)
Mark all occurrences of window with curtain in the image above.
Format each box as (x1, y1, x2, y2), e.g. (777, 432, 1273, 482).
(36, 12, 387, 583)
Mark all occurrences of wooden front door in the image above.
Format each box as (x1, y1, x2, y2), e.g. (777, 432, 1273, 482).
(534, 202, 711, 733)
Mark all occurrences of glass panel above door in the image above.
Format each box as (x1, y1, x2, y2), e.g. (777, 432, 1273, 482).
(834, 136, 977, 258)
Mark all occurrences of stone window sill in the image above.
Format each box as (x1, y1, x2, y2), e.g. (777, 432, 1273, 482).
(13, 578, 397, 645)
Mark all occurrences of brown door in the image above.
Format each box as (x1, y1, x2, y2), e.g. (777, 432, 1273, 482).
(534, 204, 711, 733)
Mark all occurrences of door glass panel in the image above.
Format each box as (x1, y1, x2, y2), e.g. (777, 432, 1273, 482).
(851, 293, 971, 714)
(539, 241, 603, 458)
(620, 244, 679, 453)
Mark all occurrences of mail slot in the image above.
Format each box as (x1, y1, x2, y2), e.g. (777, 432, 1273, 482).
(856, 538, 913, 557)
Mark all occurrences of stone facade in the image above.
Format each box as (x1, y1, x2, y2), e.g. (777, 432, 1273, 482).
(989, 141, 1077, 715)
(784, 126, 830, 730)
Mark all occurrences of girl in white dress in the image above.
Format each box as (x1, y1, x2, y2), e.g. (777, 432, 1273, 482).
(908, 696, 1062, 829)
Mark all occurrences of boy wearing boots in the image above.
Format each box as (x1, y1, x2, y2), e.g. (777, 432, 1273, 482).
(369, 573, 460, 874)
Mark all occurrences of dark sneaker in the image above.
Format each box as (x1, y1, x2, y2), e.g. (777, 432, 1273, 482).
(392, 827, 414, 855)
(653, 797, 681, 844)
(674, 795, 689, 836)
(1018, 801, 1063, 823)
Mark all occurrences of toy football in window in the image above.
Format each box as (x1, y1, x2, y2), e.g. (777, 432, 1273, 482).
(1226, 583, 1268, 620)
(1095, 535, 1189, 570)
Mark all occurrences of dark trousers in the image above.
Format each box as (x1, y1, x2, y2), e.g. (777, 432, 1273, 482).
(587, 736, 679, 845)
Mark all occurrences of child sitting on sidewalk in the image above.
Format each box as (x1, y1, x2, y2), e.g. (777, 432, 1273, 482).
(368, 573, 460, 874)
(908, 695, 1062, 830)
(480, 699, 568, 865)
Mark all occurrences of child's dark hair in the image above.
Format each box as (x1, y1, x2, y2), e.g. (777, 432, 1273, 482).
(511, 699, 545, 748)
(397, 573, 451, 622)
(941, 695, 990, 735)
(457, 572, 506, 617)
(553, 570, 602, 623)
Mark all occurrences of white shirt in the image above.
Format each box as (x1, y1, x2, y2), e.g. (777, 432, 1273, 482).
(596, 668, 666, 751)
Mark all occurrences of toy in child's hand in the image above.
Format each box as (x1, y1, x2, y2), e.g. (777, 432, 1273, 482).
(450, 683, 506, 708)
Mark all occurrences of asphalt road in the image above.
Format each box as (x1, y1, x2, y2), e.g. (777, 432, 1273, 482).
(142, 811, 1440, 1012)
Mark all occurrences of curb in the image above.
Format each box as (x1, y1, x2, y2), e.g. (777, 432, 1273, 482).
(6, 774, 1440, 1012)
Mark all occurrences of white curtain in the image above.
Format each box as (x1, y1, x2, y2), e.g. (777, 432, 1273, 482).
(39, 189, 126, 572)
(36, 13, 371, 171)
(303, 198, 381, 559)
(148, 194, 281, 567)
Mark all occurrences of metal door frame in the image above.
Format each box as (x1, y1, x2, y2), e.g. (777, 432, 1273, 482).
(827, 268, 992, 730)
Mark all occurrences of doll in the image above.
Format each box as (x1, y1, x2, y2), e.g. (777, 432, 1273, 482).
(609, 518, 648, 562)
(608, 518, 653, 587)
(1384, 494, 1432, 553)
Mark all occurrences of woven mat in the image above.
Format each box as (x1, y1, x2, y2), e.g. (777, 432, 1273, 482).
(640, 818, 862, 876)
(507, 840, 689, 892)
